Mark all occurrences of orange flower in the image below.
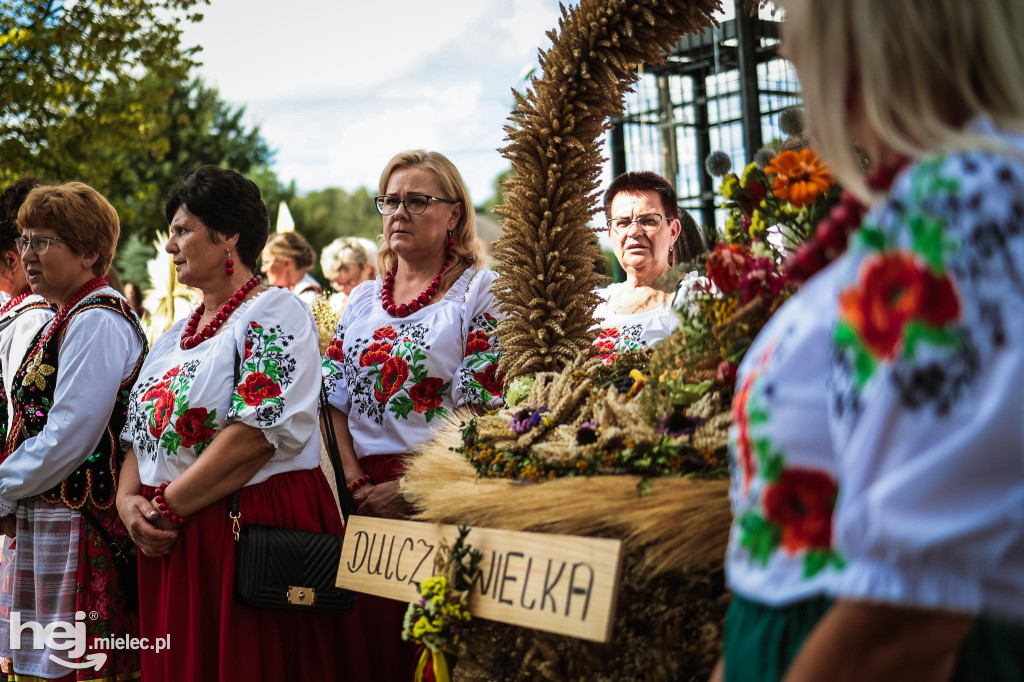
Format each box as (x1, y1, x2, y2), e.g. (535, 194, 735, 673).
(766, 149, 834, 208)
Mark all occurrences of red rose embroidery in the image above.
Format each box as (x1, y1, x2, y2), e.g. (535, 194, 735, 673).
(174, 407, 216, 448)
(762, 468, 838, 553)
(918, 268, 961, 328)
(142, 380, 171, 403)
(465, 331, 491, 355)
(375, 356, 409, 403)
(838, 252, 926, 359)
(409, 377, 445, 413)
(373, 326, 398, 341)
(474, 363, 503, 397)
(598, 328, 620, 340)
(162, 366, 180, 379)
(237, 372, 282, 407)
(359, 341, 393, 367)
(325, 338, 345, 361)
(149, 391, 176, 438)
(244, 338, 254, 360)
(592, 338, 615, 353)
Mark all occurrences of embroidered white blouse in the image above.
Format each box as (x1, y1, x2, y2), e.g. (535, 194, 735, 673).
(0, 287, 143, 516)
(590, 282, 680, 362)
(826, 126, 1024, 621)
(0, 294, 53, 435)
(122, 288, 322, 488)
(322, 266, 503, 459)
(725, 263, 843, 606)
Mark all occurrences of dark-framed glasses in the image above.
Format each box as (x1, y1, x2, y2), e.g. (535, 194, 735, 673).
(374, 194, 458, 216)
(14, 235, 68, 255)
(607, 213, 664, 234)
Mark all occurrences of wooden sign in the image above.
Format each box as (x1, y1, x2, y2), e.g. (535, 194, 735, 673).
(336, 516, 623, 643)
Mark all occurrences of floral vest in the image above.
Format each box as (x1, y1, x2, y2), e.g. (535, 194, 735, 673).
(4, 295, 147, 510)
(0, 300, 54, 445)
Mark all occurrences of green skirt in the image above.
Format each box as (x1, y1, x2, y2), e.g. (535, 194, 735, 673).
(724, 593, 1024, 682)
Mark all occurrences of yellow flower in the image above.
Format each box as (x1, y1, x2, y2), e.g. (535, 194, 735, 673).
(720, 174, 739, 200)
(740, 162, 759, 187)
(748, 210, 767, 238)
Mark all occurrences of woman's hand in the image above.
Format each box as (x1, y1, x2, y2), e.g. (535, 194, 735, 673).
(356, 480, 412, 519)
(117, 493, 178, 557)
(350, 482, 375, 507)
(0, 514, 15, 538)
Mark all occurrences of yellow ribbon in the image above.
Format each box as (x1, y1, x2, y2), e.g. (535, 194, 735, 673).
(413, 648, 451, 682)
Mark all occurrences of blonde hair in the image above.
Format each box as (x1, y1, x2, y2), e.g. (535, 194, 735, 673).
(18, 182, 120, 275)
(264, 231, 316, 271)
(377, 150, 480, 290)
(778, 0, 1024, 197)
(321, 237, 377, 279)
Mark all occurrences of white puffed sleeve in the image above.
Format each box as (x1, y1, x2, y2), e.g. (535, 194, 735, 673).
(452, 268, 504, 409)
(227, 292, 320, 455)
(828, 148, 1024, 617)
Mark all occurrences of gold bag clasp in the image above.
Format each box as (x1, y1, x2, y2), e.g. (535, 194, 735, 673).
(287, 586, 316, 606)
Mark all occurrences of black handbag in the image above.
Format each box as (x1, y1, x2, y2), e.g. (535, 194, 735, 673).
(80, 507, 139, 612)
(229, 381, 357, 613)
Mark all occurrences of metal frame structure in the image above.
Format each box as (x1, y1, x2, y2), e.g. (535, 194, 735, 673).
(609, 1, 801, 232)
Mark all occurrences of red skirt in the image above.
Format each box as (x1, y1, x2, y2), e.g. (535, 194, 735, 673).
(139, 467, 372, 682)
(358, 455, 417, 682)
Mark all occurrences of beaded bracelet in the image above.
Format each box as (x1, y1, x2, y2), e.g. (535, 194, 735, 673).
(346, 474, 373, 494)
(154, 482, 188, 525)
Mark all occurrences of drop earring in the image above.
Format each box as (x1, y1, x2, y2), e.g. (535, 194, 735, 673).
(225, 251, 234, 275)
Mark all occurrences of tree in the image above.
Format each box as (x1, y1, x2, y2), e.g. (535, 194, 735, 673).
(0, 0, 207, 184)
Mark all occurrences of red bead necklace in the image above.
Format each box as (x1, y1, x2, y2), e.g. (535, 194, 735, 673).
(23, 276, 109, 367)
(784, 158, 909, 284)
(0, 286, 33, 317)
(181, 275, 262, 350)
(381, 236, 456, 317)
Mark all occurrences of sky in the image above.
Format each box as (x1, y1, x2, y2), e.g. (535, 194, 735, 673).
(179, 0, 566, 206)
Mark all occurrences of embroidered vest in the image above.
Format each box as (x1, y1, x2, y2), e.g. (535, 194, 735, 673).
(0, 300, 54, 445)
(5, 294, 147, 510)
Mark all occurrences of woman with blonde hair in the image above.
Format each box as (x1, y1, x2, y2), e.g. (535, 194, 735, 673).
(261, 230, 321, 305)
(714, 1, 1024, 680)
(322, 149, 503, 680)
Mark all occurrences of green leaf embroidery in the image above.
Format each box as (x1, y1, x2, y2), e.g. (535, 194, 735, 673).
(160, 430, 182, 456)
(389, 395, 415, 419)
(738, 512, 782, 567)
(908, 214, 950, 272)
(902, 321, 961, 357)
(857, 225, 888, 251)
(835, 322, 878, 386)
(803, 549, 829, 578)
(424, 406, 449, 424)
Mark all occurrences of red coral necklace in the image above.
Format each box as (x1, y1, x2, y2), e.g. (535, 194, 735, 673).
(23, 276, 108, 372)
(784, 158, 909, 284)
(0, 286, 32, 317)
(181, 275, 262, 350)
(381, 236, 456, 317)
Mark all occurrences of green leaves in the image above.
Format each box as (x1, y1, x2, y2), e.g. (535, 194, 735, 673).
(389, 395, 415, 420)
(739, 512, 781, 567)
(802, 549, 845, 579)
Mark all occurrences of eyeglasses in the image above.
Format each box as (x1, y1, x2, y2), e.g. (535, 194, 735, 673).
(14, 235, 69, 255)
(606, 214, 664, 234)
(374, 194, 458, 216)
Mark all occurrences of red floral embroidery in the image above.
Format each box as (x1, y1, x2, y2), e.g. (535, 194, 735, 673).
(465, 330, 491, 355)
(237, 372, 282, 407)
(142, 381, 171, 403)
(360, 341, 393, 367)
(761, 468, 838, 553)
(162, 366, 180, 379)
(174, 407, 216, 448)
(325, 338, 345, 361)
(249, 321, 263, 331)
(474, 363, 503, 397)
(483, 313, 496, 323)
(375, 356, 409, 403)
(732, 370, 757, 496)
(244, 338, 254, 360)
(592, 338, 615, 353)
(409, 377, 445, 413)
(373, 325, 398, 341)
(598, 328, 620, 340)
(149, 391, 175, 438)
(839, 252, 960, 360)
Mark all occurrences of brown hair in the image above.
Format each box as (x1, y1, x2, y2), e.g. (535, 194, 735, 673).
(18, 182, 119, 275)
(264, 231, 316, 271)
(377, 150, 480, 291)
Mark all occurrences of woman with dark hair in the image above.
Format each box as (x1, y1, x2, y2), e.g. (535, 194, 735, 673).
(591, 171, 686, 362)
(117, 165, 370, 681)
(262, 230, 321, 306)
(0, 182, 145, 681)
(322, 149, 503, 680)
